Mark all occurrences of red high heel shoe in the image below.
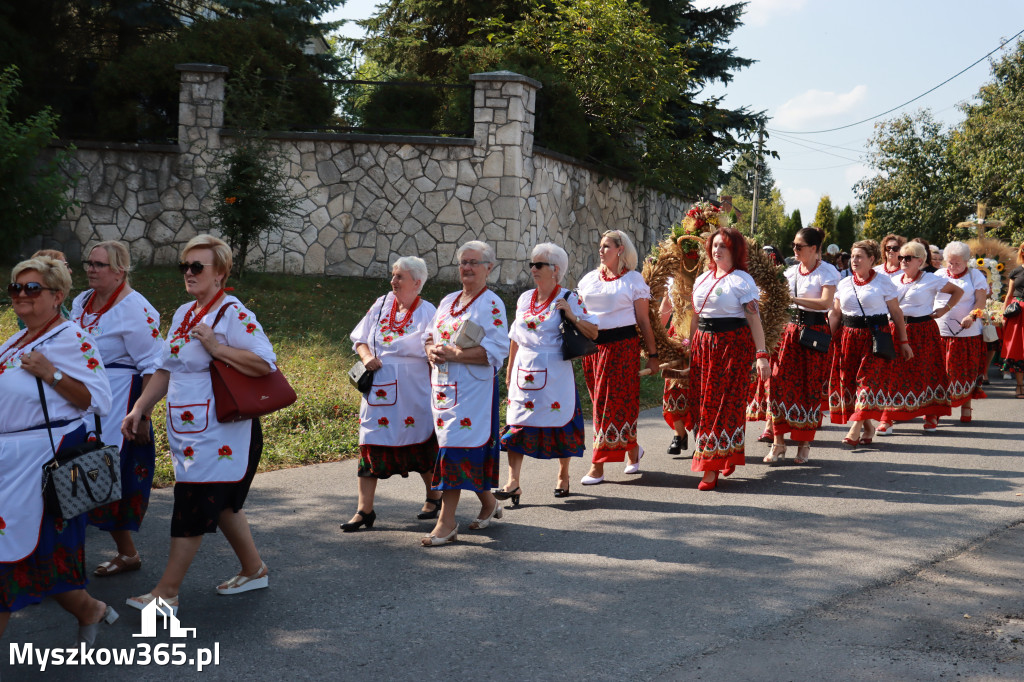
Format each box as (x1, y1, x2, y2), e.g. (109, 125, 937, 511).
(697, 472, 719, 491)
(722, 463, 736, 477)
(959, 407, 972, 423)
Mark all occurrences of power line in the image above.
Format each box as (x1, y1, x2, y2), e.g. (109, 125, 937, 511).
(776, 162, 862, 172)
(773, 133, 863, 163)
(771, 130, 866, 154)
(768, 28, 1024, 135)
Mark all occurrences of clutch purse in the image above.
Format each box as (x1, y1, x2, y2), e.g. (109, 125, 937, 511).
(797, 326, 831, 353)
(870, 327, 896, 360)
(1005, 300, 1022, 319)
(348, 360, 374, 396)
(451, 319, 485, 348)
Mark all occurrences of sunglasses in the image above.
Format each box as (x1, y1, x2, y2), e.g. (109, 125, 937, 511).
(178, 261, 212, 275)
(897, 255, 917, 263)
(529, 262, 551, 269)
(885, 246, 900, 252)
(8, 282, 58, 298)
(791, 243, 808, 251)
(82, 260, 111, 270)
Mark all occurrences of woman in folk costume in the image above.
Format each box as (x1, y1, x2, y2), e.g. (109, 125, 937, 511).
(70, 241, 164, 578)
(421, 241, 510, 546)
(496, 243, 598, 503)
(576, 230, 661, 485)
(934, 241, 989, 423)
(122, 235, 277, 612)
(874, 241, 962, 435)
(684, 227, 771, 490)
(0, 256, 116, 645)
(1001, 241, 1024, 398)
(874, 233, 906, 277)
(762, 227, 839, 466)
(341, 256, 441, 531)
(827, 240, 913, 445)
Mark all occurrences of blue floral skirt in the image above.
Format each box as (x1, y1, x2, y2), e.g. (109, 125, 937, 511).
(431, 377, 500, 492)
(500, 390, 584, 459)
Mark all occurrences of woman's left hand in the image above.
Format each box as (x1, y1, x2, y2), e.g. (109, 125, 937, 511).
(959, 315, 974, 329)
(19, 350, 56, 381)
(755, 357, 770, 381)
(190, 323, 221, 354)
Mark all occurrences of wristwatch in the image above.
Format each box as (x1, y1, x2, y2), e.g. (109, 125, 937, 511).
(50, 370, 63, 388)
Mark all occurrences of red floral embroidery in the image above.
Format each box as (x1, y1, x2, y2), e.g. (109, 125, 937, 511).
(147, 317, 154, 324)
(492, 308, 500, 314)
(459, 417, 472, 429)
(218, 445, 232, 459)
(436, 417, 444, 428)
(377, 417, 389, 428)
(245, 323, 257, 334)
(524, 374, 535, 384)
(404, 416, 415, 427)
(87, 357, 99, 369)
(238, 312, 247, 320)
(383, 335, 394, 343)
(440, 331, 450, 340)
(375, 389, 387, 399)
(183, 446, 195, 459)
(0, 516, 5, 535)
(134, 465, 149, 480)
(170, 345, 180, 356)
(54, 518, 66, 534)
(80, 342, 91, 352)
(524, 401, 534, 410)
(151, 328, 160, 338)
(551, 401, 561, 411)
(526, 321, 537, 330)
(181, 411, 195, 425)
(493, 319, 503, 326)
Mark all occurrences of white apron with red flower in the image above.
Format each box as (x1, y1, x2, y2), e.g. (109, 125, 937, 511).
(0, 322, 112, 562)
(350, 293, 437, 446)
(424, 291, 509, 448)
(71, 289, 163, 451)
(506, 287, 595, 428)
(161, 295, 277, 483)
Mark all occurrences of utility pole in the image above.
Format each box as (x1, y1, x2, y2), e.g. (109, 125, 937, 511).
(749, 128, 765, 235)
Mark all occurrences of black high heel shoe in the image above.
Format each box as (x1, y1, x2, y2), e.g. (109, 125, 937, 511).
(340, 510, 376, 532)
(492, 486, 521, 506)
(553, 486, 570, 498)
(417, 497, 442, 520)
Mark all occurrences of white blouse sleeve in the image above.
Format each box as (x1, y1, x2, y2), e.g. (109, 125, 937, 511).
(734, 271, 760, 305)
(350, 295, 388, 353)
(124, 295, 164, 376)
(569, 291, 597, 326)
(479, 296, 510, 369)
(626, 271, 651, 302)
(219, 303, 277, 369)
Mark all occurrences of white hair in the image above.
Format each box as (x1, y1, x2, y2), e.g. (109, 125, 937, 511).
(943, 241, 971, 262)
(456, 240, 495, 265)
(392, 256, 428, 294)
(531, 242, 569, 283)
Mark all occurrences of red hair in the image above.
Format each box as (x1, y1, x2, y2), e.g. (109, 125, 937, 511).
(705, 226, 749, 272)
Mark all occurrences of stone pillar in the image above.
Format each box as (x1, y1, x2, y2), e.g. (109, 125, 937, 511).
(175, 63, 227, 154)
(469, 71, 542, 286)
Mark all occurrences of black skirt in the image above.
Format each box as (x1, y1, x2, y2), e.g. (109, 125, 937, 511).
(170, 420, 263, 537)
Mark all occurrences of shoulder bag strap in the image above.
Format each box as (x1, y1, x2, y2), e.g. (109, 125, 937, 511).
(36, 378, 57, 458)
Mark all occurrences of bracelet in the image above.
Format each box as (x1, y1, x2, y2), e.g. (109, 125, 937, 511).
(755, 350, 769, 360)
(649, 352, 659, 358)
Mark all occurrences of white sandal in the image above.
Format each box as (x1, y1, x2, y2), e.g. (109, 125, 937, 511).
(422, 523, 459, 546)
(216, 562, 269, 595)
(126, 592, 178, 615)
(468, 502, 503, 530)
(763, 444, 787, 465)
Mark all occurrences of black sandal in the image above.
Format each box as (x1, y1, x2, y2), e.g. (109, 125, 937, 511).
(492, 486, 521, 506)
(416, 497, 442, 520)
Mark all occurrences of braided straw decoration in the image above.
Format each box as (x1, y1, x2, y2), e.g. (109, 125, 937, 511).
(745, 238, 791, 353)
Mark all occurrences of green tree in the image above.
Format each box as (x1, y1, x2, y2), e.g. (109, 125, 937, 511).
(0, 66, 78, 251)
(814, 195, 836, 244)
(722, 150, 775, 205)
(854, 110, 970, 244)
(729, 187, 787, 247)
(949, 38, 1024, 244)
(834, 204, 856, 251)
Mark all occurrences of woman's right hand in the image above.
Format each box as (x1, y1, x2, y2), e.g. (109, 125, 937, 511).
(363, 356, 383, 371)
(122, 408, 143, 441)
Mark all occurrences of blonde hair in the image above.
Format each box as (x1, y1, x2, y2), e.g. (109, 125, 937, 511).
(899, 241, 927, 260)
(600, 230, 638, 272)
(851, 239, 881, 263)
(12, 256, 72, 299)
(89, 241, 132, 283)
(182, 235, 233, 285)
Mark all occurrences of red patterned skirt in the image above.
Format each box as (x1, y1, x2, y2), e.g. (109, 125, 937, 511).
(358, 433, 439, 479)
(767, 322, 833, 441)
(583, 335, 639, 463)
(1001, 300, 1024, 370)
(828, 327, 892, 424)
(941, 334, 987, 407)
(879, 319, 951, 421)
(683, 326, 754, 472)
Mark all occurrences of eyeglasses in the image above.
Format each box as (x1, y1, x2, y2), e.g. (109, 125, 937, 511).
(178, 261, 212, 275)
(459, 260, 488, 267)
(897, 255, 917, 263)
(82, 260, 111, 270)
(528, 262, 551, 269)
(885, 246, 900, 252)
(8, 282, 58, 298)
(791, 243, 808, 251)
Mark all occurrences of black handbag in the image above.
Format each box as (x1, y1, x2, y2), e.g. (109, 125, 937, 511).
(1005, 299, 1022, 319)
(792, 274, 831, 353)
(851, 283, 896, 360)
(559, 291, 598, 361)
(348, 296, 388, 396)
(37, 380, 122, 519)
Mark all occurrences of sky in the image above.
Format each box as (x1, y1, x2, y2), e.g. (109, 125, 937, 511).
(325, 0, 1024, 222)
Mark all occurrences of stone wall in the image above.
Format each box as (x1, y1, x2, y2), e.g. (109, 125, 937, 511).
(34, 65, 690, 288)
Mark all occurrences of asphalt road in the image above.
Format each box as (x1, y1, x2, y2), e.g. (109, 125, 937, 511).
(5, 377, 1024, 681)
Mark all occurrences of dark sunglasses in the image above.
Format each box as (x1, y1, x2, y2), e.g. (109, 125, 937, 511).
(791, 243, 808, 251)
(8, 282, 58, 298)
(897, 255, 917, 263)
(528, 262, 551, 269)
(885, 245, 900, 252)
(82, 260, 111, 270)
(178, 261, 212, 275)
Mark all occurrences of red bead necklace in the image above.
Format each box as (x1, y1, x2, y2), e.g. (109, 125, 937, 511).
(449, 288, 487, 318)
(883, 263, 900, 274)
(78, 279, 127, 331)
(901, 270, 923, 285)
(599, 266, 626, 282)
(853, 270, 875, 286)
(386, 295, 420, 333)
(171, 289, 226, 342)
(528, 287, 559, 315)
(949, 268, 967, 279)
(0, 313, 63, 368)
(798, 260, 821, 277)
